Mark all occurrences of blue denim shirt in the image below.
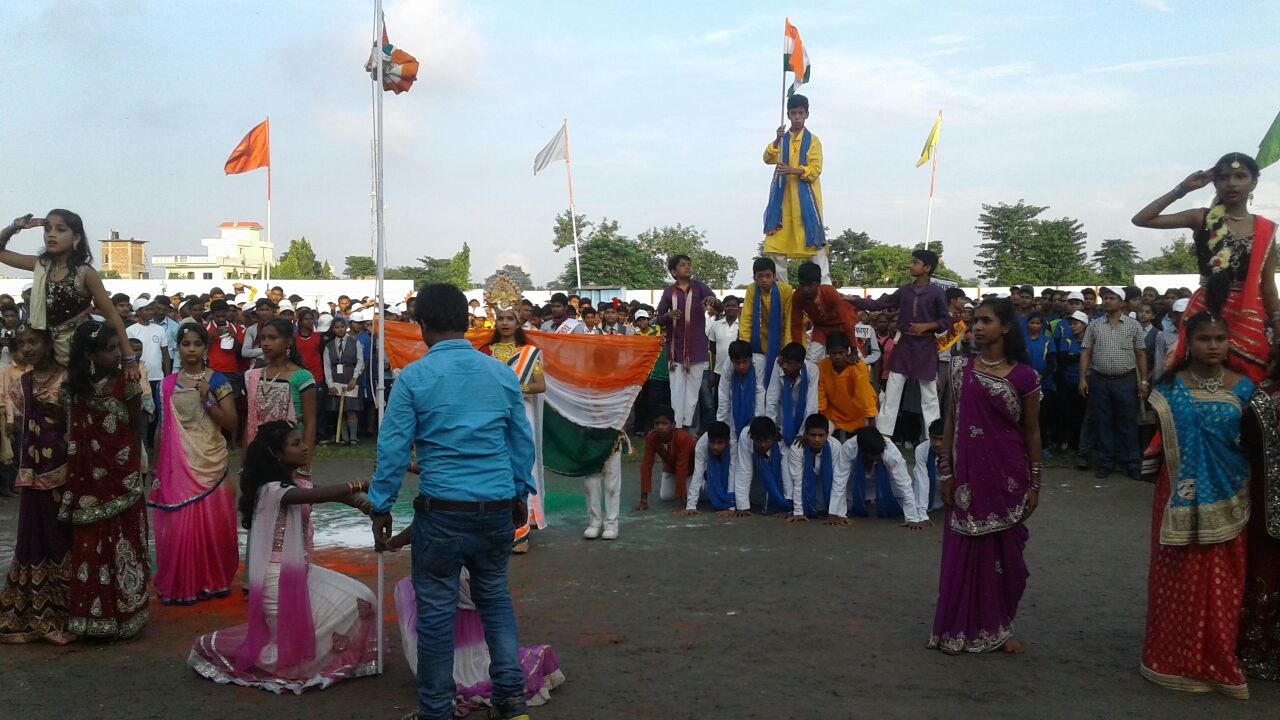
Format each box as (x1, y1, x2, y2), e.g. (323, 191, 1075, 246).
(367, 339, 535, 513)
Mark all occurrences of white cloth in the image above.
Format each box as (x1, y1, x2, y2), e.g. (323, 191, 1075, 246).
(764, 359, 821, 439)
(705, 317, 739, 376)
(785, 437, 846, 516)
(686, 433, 738, 510)
(540, 318, 586, 335)
(126, 321, 167, 381)
(322, 337, 365, 398)
(583, 449, 622, 532)
(767, 247, 830, 285)
(853, 323, 881, 365)
(877, 371, 940, 439)
(731, 426, 790, 511)
(912, 441, 942, 512)
(544, 375, 635, 431)
(830, 439, 924, 521)
(715, 357, 766, 425)
(669, 361, 707, 428)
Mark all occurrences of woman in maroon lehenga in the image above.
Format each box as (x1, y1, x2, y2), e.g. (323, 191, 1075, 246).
(0, 325, 73, 644)
(60, 321, 150, 641)
(1243, 378, 1280, 681)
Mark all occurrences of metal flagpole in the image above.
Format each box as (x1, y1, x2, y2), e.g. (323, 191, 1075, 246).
(563, 119, 582, 290)
(923, 110, 941, 252)
(266, 117, 272, 283)
(371, 0, 386, 677)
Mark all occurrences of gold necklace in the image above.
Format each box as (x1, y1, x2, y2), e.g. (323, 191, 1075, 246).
(977, 356, 1007, 369)
(1190, 368, 1225, 393)
(180, 369, 207, 382)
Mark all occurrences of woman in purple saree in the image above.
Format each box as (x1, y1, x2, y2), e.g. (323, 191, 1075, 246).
(931, 298, 1043, 654)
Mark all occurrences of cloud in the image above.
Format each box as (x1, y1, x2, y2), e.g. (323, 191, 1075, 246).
(1133, 0, 1171, 11)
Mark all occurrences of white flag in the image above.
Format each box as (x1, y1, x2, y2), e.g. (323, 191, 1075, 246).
(533, 123, 567, 175)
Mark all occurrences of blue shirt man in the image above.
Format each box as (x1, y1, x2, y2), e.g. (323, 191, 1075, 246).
(368, 284, 534, 720)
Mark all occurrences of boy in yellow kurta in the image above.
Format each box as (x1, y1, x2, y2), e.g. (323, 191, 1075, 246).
(763, 94, 826, 283)
(738, 257, 803, 388)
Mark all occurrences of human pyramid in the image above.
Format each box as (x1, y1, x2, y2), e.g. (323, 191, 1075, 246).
(0, 95, 1278, 717)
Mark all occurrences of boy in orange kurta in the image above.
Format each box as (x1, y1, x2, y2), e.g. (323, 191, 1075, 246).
(636, 406, 697, 511)
(817, 332, 878, 440)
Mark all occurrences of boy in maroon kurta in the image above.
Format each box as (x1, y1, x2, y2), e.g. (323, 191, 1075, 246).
(635, 406, 697, 511)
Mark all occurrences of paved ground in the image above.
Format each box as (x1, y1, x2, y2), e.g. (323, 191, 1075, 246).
(1, 448, 1278, 719)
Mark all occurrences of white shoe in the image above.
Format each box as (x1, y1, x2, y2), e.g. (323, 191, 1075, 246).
(601, 526, 618, 540)
(583, 525, 602, 539)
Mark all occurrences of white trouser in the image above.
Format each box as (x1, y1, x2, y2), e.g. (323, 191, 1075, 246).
(767, 246, 830, 285)
(584, 450, 622, 532)
(805, 342, 826, 364)
(659, 472, 676, 501)
(669, 361, 707, 428)
(877, 371, 940, 439)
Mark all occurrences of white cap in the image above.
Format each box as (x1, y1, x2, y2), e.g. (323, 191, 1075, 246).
(20, 284, 32, 293)
(132, 297, 150, 312)
(1098, 286, 1123, 299)
(633, 310, 650, 320)
(1069, 311, 1090, 324)
(1066, 291, 1084, 302)
(233, 293, 249, 306)
(350, 309, 370, 323)
(316, 313, 334, 333)
(1172, 298, 1190, 313)
(471, 307, 486, 318)
(277, 300, 294, 311)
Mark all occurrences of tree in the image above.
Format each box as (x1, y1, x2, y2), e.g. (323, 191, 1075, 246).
(1092, 238, 1141, 284)
(482, 264, 535, 290)
(99, 269, 121, 279)
(555, 234, 668, 290)
(827, 229, 876, 286)
(1136, 235, 1199, 274)
(344, 256, 376, 278)
(635, 224, 738, 288)
(1026, 217, 1095, 284)
(552, 210, 592, 252)
(856, 245, 917, 287)
(272, 237, 334, 279)
(448, 242, 471, 289)
(974, 201, 1048, 284)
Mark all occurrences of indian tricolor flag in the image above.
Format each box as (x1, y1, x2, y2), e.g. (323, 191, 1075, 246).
(383, 324, 660, 476)
(784, 18, 811, 96)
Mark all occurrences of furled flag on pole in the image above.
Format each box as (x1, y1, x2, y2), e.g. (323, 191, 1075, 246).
(381, 324, 661, 476)
(916, 111, 942, 168)
(783, 19, 811, 96)
(1259, 110, 1280, 170)
(365, 17, 419, 94)
(533, 123, 567, 175)
(224, 119, 270, 175)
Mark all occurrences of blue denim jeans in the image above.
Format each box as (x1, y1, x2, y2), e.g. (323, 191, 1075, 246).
(412, 506, 525, 720)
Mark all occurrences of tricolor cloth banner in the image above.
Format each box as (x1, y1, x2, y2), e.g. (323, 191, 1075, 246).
(783, 18, 811, 96)
(383, 323, 661, 476)
(366, 19, 419, 94)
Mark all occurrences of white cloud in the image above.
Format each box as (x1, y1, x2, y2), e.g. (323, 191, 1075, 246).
(1134, 0, 1172, 11)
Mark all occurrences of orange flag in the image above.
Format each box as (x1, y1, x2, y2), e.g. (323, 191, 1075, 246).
(224, 119, 270, 175)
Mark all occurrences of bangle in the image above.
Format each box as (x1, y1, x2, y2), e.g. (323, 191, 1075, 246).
(202, 397, 216, 411)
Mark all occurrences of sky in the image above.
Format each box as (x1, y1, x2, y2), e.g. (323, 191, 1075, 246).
(2, 0, 1279, 287)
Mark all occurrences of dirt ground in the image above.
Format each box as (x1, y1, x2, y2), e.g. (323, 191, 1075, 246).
(2, 453, 1278, 720)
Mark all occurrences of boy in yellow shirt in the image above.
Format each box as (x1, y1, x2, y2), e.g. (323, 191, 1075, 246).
(763, 94, 826, 283)
(817, 331, 877, 441)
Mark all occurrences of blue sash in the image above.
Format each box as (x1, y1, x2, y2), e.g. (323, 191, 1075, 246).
(927, 448, 938, 511)
(704, 448, 734, 511)
(730, 366, 756, 435)
(850, 458, 897, 518)
(753, 447, 791, 514)
(779, 365, 810, 444)
(751, 283, 783, 386)
(762, 129, 826, 249)
(800, 443, 834, 518)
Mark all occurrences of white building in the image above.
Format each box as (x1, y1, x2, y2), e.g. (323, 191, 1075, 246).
(150, 221, 274, 281)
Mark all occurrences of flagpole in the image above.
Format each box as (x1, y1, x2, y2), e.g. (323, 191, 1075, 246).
(563, 118, 582, 290)
(371, 0, 386, 677)
(265, 117, 272, 283)
(924, 111, 940, 252)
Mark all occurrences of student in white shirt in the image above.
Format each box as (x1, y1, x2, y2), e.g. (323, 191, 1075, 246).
(731, 416, 792, 515)
(764, 342, 820, 469)
(830, 427, 928, 529)
(126, 300, 171, 446)
(786, 413, 847, 521)
(680, 421, 737, 515)
(853, 312, 882, 366)
(716, 340, 766, 437)
(911, 418, 946, 522)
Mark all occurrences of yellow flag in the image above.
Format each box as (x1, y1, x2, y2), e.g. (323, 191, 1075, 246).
(915, 111, 942, 168)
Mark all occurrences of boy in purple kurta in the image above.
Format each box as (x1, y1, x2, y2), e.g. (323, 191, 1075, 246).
(846, 249, 952, 438)
(656, 254, 716, 430)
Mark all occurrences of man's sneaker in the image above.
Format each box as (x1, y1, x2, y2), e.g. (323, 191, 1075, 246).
(582, 525, 602, 539)
(601, 526, 618, 540)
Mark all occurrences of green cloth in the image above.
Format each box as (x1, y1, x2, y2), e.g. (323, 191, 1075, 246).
(541, 404, 622, 477)
(1260, 110, 1280, 170)
(648, 344, 668, 381)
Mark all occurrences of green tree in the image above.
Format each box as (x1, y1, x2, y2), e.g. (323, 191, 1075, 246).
(482, 264, 535, 290)
(1027, 217, 1095, 284)
(344, 256, 376, 278)
(1092, 238, 1141, 284)
(974, 201, 1048, 284)
(448, 242, 471, 289)
(1136, 235, 1199, 274)
(552, 210, 592, 252)
(635, 224, 738, 288)
(555, 234, 668, 289)
(827, 229, 876, 286)
(857, 245, 917, 287)
(272, 237, 334, 279)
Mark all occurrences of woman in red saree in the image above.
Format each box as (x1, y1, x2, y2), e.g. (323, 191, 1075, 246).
(1133, 152, 1277, 384)
(61, 321, 150, 641)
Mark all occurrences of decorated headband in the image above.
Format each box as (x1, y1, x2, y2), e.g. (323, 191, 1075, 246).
(483, 276, 524, 313)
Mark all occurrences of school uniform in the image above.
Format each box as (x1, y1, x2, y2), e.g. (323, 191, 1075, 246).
(685, 434, 738, 511)
(912, 441, 943, 513)
(830, 439, 924, 523)
(732, 427, 792, 514)
(786, 437, 847, 518)
(764, 359, 820, 475)
(715, 358, 767, 437)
